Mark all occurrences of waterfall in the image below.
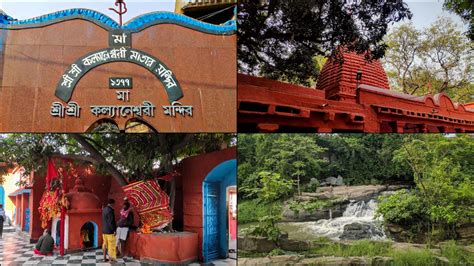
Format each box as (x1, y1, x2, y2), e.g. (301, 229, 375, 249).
(284, 199, 387, 240)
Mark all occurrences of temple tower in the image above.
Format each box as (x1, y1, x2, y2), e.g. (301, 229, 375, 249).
(316, 50, 390, 102)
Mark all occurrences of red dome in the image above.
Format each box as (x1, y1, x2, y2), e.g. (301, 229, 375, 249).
(66, 176, 101, 210)
(316, 50, 390, 101)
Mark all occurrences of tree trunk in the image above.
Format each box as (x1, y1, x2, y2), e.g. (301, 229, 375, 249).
(70, 134, 128, 186)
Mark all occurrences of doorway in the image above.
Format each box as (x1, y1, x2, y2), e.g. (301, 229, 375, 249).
(80, 221, 98, 249)
(202, 159, 237, 262)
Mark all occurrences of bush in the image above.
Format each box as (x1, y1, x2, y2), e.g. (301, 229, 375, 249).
(238, 199, 281, 224)
(376, 189, 426, 225)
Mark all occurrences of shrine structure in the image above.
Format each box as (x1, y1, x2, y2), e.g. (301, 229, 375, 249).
(0, 8, 236, 132)
(6, 147, 236, 263)
(238, 51, 474, 133)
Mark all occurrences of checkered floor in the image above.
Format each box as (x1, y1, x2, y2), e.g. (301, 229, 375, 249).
(0, 232, 237, 265)
(0, 232, 140, 265)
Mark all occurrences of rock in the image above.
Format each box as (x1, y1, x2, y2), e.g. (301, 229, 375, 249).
(297, 256, 368, 265)
(429, 248, 442, 256)
(386, 185, 411, 191)
(238, 257, 272, 265)
(269, 255, 302, 264)
(391, 242, 427, 252)
(460, 245, 474, 254)
(278, 238, 313, 251)
(371, 256, 393, 266)
(340, 222, 384, 240)
(281, 203, 346, 222)
(322, 175, 344, 186)
(456, 223, 474, 244)
(434, 256, 449, 265)
(238, 236, 277, 253)
(385, 222, 425, 243)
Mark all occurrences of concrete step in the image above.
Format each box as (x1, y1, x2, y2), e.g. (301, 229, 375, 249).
(3, 226, 15, 233)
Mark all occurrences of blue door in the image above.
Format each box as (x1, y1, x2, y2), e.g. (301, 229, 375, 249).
(0, 186, 5, 206)
(24, 208, 30, 232)
(203, 182, 220, 262)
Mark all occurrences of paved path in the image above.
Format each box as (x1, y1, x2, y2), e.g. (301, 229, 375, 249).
(0, 232, 236, 265)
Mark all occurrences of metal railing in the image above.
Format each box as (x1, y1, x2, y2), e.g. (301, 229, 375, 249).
(186, 0, 237, 8)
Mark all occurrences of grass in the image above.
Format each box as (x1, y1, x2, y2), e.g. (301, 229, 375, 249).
(309, 240, 392, 257)
(390, 249, 436, 266)
(238, 199, 282, 224)
(303, 239, 474, 265)
(440, 240, 474, 265)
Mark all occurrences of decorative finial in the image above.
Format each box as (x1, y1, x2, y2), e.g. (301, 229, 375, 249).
(109, 0, 128, 26)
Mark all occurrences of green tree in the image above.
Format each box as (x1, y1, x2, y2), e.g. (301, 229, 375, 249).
(240, 171, 294, 241)
(269, 134, 326, 195)
(443, 0, 473, 40)
(384, 17, 473, 102)
(238, 0, 411, 86)
(379, 134, 474, 240)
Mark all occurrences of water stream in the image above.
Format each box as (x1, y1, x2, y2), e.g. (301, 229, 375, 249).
(278, 199, 387, 241)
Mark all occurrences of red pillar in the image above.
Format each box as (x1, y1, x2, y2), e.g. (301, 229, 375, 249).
(15, 195, 20, 225)
(20, 193, 28, 230)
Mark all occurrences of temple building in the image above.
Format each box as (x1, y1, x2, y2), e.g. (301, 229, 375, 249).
(4, 148, 237, 263)
(238, 51, 474, 133)
(0, 7, 236, 132)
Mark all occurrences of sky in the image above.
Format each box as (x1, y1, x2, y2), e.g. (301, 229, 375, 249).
(0, 1, 177, 23)
(0, 1, 468, 31)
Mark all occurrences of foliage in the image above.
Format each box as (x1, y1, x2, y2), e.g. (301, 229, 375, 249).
(268, 248, 285, 256)
(238, 134, 414, 199)
(379, 134, 474, 241)
(383, 17, 473, 102)
(377, 190, 426, 225)
(239, 134, 326, 197)
(240, 171, 293, 241)
(315, 134, 412, 185)
(238, 0, 411, 86)
(443, 0, 473, 40)
(238, 199, 282, 224)
(0, 134, 231, 184)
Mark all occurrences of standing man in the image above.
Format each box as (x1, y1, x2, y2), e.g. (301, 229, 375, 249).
(0, 204, 5, 239)
(102, 199, 117, 263)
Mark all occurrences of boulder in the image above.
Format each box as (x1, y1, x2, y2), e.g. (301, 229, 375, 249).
(370, 256, 393, 266)
(391, 242, 427, 252)
(321, 175, 344, 186)
(238, 257, 272, 265)
(340, 222, 384, 240)
(434, 256, 450, 265)
(281, 203, 346, 222)
(456, 223, 474, 244)
(278, 238, 313, 252)
(269, 255, 302, 264)
(238, 236, 277, 253)
(297, 256, 368, 265)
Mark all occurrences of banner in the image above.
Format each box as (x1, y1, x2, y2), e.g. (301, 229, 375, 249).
(123, 179, 172, 229)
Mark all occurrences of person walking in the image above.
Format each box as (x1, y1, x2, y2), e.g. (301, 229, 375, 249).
(102, 199, 117, 263)
(0, 204, 6, 239)
(116, 200, 134, 257)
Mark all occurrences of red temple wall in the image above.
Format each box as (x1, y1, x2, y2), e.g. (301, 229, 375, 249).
(180, 147, 237, 260)
(0, 20, 236, 132)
